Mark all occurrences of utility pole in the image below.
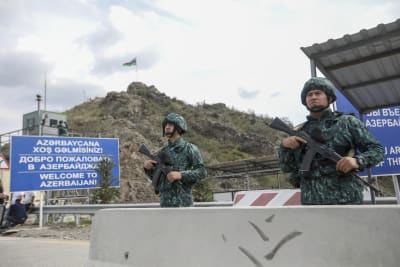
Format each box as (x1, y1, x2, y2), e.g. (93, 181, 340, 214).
(36, 94, 45, 228)
(44, 74, 47, 111)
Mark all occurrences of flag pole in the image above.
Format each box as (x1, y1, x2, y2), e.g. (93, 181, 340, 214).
(135, 58, 138, 81)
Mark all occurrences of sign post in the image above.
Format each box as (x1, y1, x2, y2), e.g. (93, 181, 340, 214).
(39, 191, 43, 228)
(393, 175, 400, 204)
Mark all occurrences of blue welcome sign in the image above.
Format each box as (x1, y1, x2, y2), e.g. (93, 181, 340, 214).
(336, 91, 400, 176)
(10, 136, 120, 192)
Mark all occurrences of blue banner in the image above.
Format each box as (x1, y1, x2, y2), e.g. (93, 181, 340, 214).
(10, 136, 120, 192)
(336, 91, 400, 176)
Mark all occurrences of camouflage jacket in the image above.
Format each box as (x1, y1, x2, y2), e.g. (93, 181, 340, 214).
(144, 137, 207, 207)
(279, 109, 384, 205)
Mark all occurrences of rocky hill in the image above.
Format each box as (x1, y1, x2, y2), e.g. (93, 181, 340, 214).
(66, 82, 287, 203)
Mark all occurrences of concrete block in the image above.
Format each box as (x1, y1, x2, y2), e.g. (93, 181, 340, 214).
(88, 206, 400, 267)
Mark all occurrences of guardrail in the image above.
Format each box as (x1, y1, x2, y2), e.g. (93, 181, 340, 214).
(27, 198, 398, 226)
(364, 197, 398, 204)
(31, 201, 234, 216)
(30, 197, 398, 216)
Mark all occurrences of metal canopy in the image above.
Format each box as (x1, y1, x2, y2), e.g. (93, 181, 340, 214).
(301, 18, 400, 114)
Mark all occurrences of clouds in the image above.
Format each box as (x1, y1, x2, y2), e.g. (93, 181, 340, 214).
(0, 50, 51, 88)
(0, 0, 399, 134)
(82, 18, 123, 56)
(238, 88, 260, 99)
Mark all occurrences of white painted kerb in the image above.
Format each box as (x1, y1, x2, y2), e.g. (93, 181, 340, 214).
(88, 206, 400, 267)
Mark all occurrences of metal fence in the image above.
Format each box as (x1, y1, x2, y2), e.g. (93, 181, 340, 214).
(31, 198, 397, 216)
(27, 198, 397, 226)
(32, 201, 234, 215)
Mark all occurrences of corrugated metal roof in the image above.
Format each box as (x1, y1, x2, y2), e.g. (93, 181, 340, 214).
(301, 18, 400, 114)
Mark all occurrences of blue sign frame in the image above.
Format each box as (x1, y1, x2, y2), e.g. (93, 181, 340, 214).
(10, 136, 120, 192)
(336, 91, 400, 176)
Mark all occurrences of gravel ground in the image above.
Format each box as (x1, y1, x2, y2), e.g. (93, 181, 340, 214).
(1, 214, 91, 240)
(5, 224, 92, 240)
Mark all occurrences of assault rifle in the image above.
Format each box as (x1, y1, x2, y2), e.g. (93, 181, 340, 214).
(269, 117, 381, 195)
(139, 144, 174, 194)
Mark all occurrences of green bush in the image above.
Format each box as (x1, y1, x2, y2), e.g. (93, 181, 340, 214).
(89, 157, 120, 204)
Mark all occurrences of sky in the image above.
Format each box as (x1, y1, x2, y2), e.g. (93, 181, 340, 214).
(1, 0, 399, 134)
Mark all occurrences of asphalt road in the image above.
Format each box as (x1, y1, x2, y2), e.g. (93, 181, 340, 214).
(0, 236, 89, 266)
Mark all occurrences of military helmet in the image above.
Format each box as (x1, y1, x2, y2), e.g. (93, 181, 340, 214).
(301, 77, 337, 106)
(162, 113, 187, 135)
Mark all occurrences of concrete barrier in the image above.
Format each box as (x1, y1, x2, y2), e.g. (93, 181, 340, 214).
(88, 206, 400, 267)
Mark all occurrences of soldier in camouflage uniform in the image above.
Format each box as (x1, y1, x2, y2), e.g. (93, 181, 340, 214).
(143, 113, 207, 207)
(279, 77, 384, 204)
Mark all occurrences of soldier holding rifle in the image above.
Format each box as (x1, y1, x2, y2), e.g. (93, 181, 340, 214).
(278, 77, 384, 205)
(143, 113, 207, 207)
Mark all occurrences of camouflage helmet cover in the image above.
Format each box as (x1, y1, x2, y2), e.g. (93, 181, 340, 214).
(162, 113, 187, 135)
(301, 77, 337, 105)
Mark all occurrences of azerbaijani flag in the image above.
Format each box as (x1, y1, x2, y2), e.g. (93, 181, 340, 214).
(123, 57, 137, 66)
